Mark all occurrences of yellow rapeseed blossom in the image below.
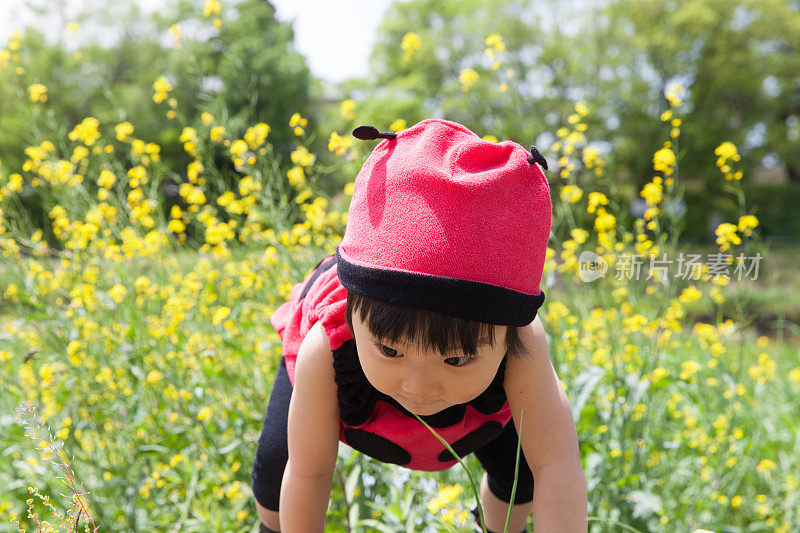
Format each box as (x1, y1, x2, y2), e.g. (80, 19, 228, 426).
(678, 285, 702, 303)
(340, 99, 356, 121)
(560, 184, 583, 204)
(289, 113, 307, 136)
(737, 215, 759, 237)
(640, 179, 663, 206)
(291, 146, 315, 167)
(197, 406, 213, 421)
(652, 147, 675, 174)
(68, 117, 101, 146)
(203, 0, 222, 18)
(108, 284, 127, 303)
(152, 76, 173, 103)
(210, 126, 225, 142)
(328, 132, 352, 156)
(245, 122, 271, 149)
(575, 101, 589, 117)
(679, 360, 701, 381)
(389, 119, 406, 132)
(287, 167, 305, 187)
(97, 169, 116, 189)
(665, 81, 686, 107)
(115, 122, 134, 142)
(715, 223, 741, 252)
(593, 208, 617, 233)
(714, 142, 740, 166)
(28, 83, 47, 103)
(201, 111, 214, 125)
(212, 306, 231, 325)
(587, 192, 609, 214)
(427, 484, 463, 514)
(146, 370, 163, 384)
(401, 32, 421, 61)
(482, 135, 498, 143)
(756, 459, 776, 474)
(459, 68, 479, 91)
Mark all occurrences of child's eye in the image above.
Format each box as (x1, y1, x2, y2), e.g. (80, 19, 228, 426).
(444, 356, 475, 367)
(375, 343, 401, 358)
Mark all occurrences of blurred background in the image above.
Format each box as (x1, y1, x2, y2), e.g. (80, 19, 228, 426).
(1, 1, 799, 532)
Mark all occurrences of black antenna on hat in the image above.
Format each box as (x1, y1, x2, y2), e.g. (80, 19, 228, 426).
(352, 125, 397, 141)
(527, 146, 548, 170)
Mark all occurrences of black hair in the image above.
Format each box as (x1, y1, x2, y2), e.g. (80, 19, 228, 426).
(344, 291, 528, 359)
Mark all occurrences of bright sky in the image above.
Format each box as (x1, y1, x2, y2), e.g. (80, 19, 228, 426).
(0, 0, 395, 83)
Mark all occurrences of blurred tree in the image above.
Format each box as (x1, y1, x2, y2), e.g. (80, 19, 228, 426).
(339, 0, 800, 194)
(0, 0, 313, 176)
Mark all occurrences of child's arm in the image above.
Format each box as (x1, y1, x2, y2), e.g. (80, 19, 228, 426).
(279, 321, 341, 532)
(504, 315, 588, 532)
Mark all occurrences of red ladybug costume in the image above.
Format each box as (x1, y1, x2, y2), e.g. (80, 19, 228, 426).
(270, 254, 514, 471)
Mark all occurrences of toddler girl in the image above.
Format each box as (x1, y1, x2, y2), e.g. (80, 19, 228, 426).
(251, 118, 588, 532)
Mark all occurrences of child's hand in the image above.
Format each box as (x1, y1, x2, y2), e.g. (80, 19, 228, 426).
(280, 321, 341, 532)
(504, 315, 588, 532)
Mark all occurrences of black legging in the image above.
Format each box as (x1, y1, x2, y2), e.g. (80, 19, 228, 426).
(250, 357, 534, 512)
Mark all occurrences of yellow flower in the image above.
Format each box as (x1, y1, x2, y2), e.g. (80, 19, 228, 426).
(459, 68, 479, 91)
(210, 126, 225, 142)
(653, 147, 676, 174)
(203, 0, 222, 17)
(389, 119, 406, 132)
(678, 285, 702, 303)
(640, 180, 663, 206)
(401, 32, 421, 61)
(68, 117, 101, 146)
(212, 306, 231, 325)
(756, 459, 776, 474)
(575, 101, 589, 117)
(328, 132, 352, 156)
(485, 33, 505, 51)
(587, 192, 609, 214)
(665, 81, 686, 107)
(593, 208, 616, 232)
(28, 83, 47, 103)
(714, 141, 740, 164)
(230, 139, 248, 157)
(789, 368, 800, 383)
(482, 135, 498, 143)
(146, 370, 163, 384)
(197, 407, 213, 421)
(560, 184, 583, 204)
(245, 122, 271, 149)
(287, 167, 305, 186)
(291, 146, 315, 167)
(715, 222, 741, 252)
(340, 99, 356, 121)
(108, 284, 127, 303)
(679, 360, 701, 381)
(152, 76, 173, 103)
(570, 228, 589, 244)
(97, 169, 116, 189)
(737, 215, 759, 237)
(428, 484, 463, 514)
(115, 121, 134, 141)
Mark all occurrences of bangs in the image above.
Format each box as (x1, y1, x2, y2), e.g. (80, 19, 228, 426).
(344, 291, 527, 358)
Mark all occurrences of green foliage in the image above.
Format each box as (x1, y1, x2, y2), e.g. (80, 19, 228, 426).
(342, 0, 800, 198)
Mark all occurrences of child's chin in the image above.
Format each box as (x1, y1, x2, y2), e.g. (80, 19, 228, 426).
(400, 400, 446, 416)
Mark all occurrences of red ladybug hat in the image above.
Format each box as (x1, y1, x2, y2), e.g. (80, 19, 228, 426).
(335, 118, 552, 327)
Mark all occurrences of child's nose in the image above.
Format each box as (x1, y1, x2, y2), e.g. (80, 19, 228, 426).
(400, 367, 439, 398)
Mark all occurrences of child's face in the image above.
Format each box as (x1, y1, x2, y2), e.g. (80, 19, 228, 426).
(349, 312, 508, 416)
